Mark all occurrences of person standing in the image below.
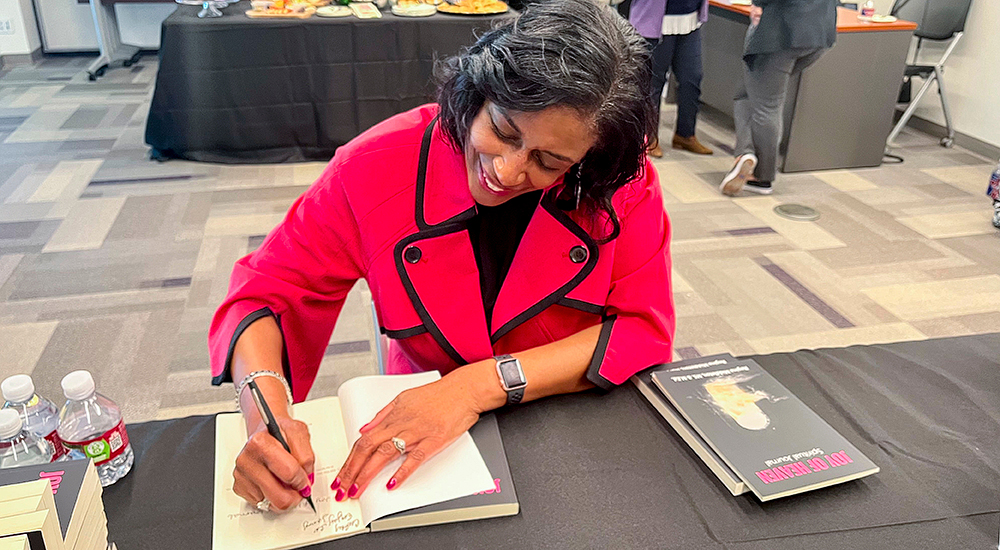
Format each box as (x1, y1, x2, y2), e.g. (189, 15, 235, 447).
(720, 0, 837, 195)
(629, 0, 713, 157)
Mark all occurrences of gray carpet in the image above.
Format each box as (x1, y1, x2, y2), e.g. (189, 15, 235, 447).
(1, 54, 997, 422)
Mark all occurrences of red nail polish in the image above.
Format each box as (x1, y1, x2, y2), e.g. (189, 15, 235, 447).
(347, 483, 359, 498)
(300, 485, 312, 498)
(331, 477, 340, 490)
(308, 473, 315, 485)
(386, 478, 397, 490)
(335, 488, 346, 502)
(360, 422, 371, 432)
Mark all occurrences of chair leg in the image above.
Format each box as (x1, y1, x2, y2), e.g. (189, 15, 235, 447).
(886, 72, 938, 149)
(933, 66, 955, 148)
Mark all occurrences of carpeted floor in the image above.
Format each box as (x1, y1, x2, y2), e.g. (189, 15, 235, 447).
(1, 54, 997, 423)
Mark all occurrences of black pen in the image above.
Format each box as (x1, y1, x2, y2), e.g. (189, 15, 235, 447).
(247, 379, 317, 513)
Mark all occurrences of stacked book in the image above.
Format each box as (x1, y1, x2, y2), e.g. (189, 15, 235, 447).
(0, 459, 109, 550)
(633, 353, 879, 501)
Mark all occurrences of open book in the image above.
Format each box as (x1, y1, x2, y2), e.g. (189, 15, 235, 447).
(213, 371, 497, 550)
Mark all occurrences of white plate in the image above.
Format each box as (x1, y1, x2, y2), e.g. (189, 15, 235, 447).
(871, 14, 898, 23)
(391, 3, 435, 16)
(316, 5, 351, 15)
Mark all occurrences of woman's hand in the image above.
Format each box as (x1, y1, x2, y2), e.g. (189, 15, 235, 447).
(331, 374, 484, 500)
(750, 4, 763, 25)
(232, 415, 315, 513)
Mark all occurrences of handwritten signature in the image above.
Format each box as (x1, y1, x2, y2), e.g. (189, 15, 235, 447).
(302, 512, 361, 534)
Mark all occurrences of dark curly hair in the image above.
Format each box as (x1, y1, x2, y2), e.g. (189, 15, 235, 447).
(436, 0, 656, 241)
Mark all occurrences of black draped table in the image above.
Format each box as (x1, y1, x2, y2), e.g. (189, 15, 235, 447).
(145, 2, 515, 163)
(104, 334, 1000, 549)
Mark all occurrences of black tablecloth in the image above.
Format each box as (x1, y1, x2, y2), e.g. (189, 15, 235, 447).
(104, 334, 1000, 549)
(144, 2, 514, 163)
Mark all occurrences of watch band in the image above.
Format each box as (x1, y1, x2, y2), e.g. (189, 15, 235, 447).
(495, 354, 527, 406)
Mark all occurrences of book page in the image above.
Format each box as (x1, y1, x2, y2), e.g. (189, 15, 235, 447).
(337, 372, 496, 524)
(213, 397, 366, 550)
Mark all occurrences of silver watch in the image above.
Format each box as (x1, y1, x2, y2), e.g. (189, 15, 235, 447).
(494, 354, 526, 406)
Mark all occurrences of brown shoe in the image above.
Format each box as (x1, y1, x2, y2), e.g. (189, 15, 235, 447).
(648, 142, 664, 159)
(672, 134, 713, 155)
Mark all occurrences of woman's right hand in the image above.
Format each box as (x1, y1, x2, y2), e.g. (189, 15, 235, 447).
(232, 414, 315, 513)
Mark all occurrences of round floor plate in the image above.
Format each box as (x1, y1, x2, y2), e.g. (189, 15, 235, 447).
(773, 204, 820, 221)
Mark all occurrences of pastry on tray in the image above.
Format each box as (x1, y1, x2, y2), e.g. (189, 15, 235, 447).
(436, 0, 508, 15)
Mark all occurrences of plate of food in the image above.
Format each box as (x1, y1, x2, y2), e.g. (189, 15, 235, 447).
(316, 4, 351, 16)
(436, 0, 508, 15)
(246, 0, 316, 17)
(392, 1, 437, 16)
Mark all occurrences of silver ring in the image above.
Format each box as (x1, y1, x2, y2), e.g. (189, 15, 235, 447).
(255, 498, 271, 512)
(391, 436, 406, 455)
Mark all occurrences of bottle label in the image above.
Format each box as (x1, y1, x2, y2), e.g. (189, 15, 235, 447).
(988, 171, 1000, 201)
(62, 421, 130, 465)
(43, 430, 66, 461)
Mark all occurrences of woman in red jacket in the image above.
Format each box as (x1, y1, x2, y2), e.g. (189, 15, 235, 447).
(212, 0, 675, 513)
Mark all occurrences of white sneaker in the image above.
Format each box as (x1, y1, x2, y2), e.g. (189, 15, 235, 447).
(720, 154, 757, 196)
(743, 180, 773, 195)
(993, 201, 1000, 229)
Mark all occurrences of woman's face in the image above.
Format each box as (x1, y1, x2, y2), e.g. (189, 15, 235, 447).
(465, 102, 598, 207)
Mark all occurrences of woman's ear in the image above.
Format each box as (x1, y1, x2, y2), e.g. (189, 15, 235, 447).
(554, 164, 583, 211)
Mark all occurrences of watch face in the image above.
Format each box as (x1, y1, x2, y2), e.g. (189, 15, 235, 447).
(499, 360, 526, 389)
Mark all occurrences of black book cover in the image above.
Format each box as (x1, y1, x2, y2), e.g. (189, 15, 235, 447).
(0, 458, 92, 538)
(650, 354, 879, 501)
(369, 413, 518, 530)
(632, 356, 748, 496)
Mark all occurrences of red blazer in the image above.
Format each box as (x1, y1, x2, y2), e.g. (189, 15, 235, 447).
(209, 104, 675, 402)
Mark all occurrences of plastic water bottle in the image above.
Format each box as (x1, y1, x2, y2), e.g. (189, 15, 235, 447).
(0, 409, 55, 468)
(57, 371, 133, 487)
(987, 162, 1000, 201)
(988, 162, 1000, 229)
(858, 0, 875, 20)
(2, 374, 69, 461)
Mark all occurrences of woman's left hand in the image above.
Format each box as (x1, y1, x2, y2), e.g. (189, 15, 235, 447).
(331, 374, 485, 500)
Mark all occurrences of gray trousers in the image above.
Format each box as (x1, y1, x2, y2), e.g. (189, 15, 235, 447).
(734, 44, 827, 182)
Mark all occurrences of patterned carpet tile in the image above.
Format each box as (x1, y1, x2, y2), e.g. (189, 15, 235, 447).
(1, 54, 998, 422)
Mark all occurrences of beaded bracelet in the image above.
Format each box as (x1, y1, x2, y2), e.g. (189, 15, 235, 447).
(235, 370, 293, 411)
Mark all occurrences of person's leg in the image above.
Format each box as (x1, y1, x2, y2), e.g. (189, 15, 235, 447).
(732, 64, 754, 158)
(648, 35, 678, 126)
(720, 57, 759, 195)
(672, 27, 702, 139)
(744, 50, 799, 183)
(647, 35, 678, 157)
(670, 27, 713, 154)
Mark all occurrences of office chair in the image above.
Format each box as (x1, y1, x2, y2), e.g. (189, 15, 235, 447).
(885, 0, 972, 149)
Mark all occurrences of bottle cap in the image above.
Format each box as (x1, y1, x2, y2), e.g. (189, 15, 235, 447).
(61, 370, 96, 401)
(1, 374, 35, 404)
(0, 409, 23, 439)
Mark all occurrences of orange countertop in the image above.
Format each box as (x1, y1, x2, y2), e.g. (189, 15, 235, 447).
(708, 2, 918, 33)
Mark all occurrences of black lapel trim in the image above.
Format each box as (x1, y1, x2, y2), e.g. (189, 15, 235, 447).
(394, 224, 470, 366)
(556, 297, 605, 316)
(213, 306, 275, 386)
(382, 325, 429, 339)
(273, 313, 295, 398)
(585, 314, 616, 392)
(414, 115, 439, 231)
(490, 190, 600, 344)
